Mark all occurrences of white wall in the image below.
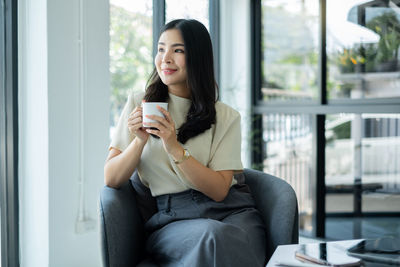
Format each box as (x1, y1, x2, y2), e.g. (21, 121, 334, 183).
(220, 0, 252, 167)
(18, 0, 109, 266)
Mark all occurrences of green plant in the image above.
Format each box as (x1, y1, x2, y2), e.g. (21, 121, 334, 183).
(335, 47, 365, 73)
(366, 11, 400, 64)
(335, 43, 380, 73)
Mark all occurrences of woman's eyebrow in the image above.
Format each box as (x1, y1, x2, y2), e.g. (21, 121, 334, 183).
(158, 42, 185, 47)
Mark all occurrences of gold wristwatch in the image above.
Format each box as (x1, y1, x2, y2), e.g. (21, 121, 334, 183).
(174, 148, 191, 164)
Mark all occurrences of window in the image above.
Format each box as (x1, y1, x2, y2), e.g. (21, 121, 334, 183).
(109, 0, 153, 138)
(261, 0, 319, 102)
(263, 114, 314, 233)
(327, 1, 400, 100)
(166, 0, 209, 29)
(255, 0, 400, 239)
(325, 113, 400, 239)
(260, 0, 320, 236)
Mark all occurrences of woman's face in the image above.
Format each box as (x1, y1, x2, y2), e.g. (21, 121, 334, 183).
(155, 29, 188, 93)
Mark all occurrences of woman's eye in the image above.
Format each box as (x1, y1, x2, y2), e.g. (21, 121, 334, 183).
(158, 47, 164, 52)
(175, 49, 184, 53)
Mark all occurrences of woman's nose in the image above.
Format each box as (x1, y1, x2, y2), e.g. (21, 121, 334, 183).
(162, 50, 172, 63)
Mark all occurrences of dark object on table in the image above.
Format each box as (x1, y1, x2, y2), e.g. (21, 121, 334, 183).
(347, 237, 400, 266)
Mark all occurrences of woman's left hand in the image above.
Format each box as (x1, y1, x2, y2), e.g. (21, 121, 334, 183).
(144, 106, 182, 157)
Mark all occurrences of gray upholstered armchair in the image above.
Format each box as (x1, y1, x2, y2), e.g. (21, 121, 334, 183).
(99, 168, 299, 267)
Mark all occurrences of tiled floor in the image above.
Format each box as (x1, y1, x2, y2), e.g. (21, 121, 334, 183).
(300, 216, 400, 243)
(325, 217, 400, 241)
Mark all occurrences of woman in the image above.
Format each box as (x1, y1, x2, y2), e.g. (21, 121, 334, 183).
(104, 19, 266, 266)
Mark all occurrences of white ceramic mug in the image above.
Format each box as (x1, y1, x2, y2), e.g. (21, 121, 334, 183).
(142, 102, 168, 125)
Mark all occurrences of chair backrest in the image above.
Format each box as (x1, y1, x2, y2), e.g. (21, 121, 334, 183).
(243, 168, 299, 260)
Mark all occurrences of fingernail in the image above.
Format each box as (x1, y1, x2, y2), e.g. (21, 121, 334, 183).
(142, 100, 146, 103)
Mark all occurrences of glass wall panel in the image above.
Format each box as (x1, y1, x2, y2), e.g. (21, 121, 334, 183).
(166, 0, 209, 30)
(325, 114, 355, 213)
(325, 113, 400, 240)
(261, 0, 319, 102)
(327, 1, 400, 100)
(109, 0, 153, 138)
(262, 113, 314, 234)
(259, 0, 400, 240)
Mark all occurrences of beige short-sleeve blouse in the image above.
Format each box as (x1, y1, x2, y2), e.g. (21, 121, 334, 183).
(110, 91, 243, 196)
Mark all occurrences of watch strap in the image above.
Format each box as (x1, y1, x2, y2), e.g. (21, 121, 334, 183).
(174, 148, 190, 164)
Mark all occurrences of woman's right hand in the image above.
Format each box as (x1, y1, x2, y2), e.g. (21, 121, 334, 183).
(128, 106, 149, 142)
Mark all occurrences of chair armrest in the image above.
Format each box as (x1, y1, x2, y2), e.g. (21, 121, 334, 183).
(243, 168, 299, 259)
(99, 181, 145, 267)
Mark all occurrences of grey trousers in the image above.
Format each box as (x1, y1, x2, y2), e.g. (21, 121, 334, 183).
(144, 185, 267, 267)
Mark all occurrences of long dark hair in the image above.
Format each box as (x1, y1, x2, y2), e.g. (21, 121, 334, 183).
(144, 19, 218, 144)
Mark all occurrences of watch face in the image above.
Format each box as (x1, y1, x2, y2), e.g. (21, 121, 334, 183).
(184, 149, 190, 157)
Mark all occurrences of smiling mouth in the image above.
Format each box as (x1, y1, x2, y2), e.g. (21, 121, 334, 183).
(162, 69, 177, 75)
